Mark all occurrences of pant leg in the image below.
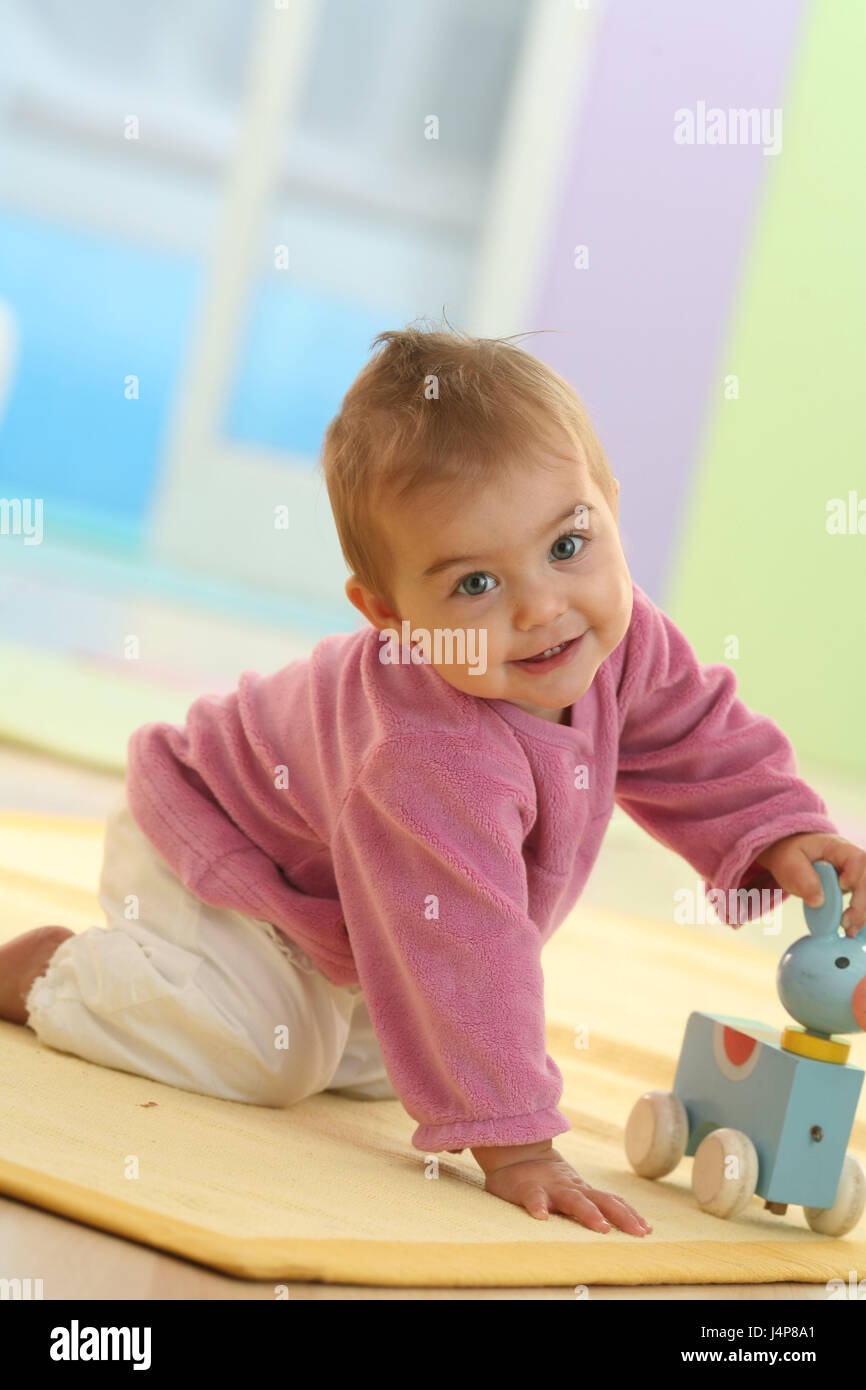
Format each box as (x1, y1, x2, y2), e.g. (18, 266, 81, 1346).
(24, 794, 357, 1107)
(326, 995, 398, 1100)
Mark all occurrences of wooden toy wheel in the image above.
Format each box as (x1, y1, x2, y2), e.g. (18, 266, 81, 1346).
(625, 1090, 688, 1178)
(803, 1153, 866, 1237)
(691, 1128, 758, 1218)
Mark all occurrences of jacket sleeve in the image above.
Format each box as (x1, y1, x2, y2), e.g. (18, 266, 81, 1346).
(329, 734, 571, 1154)
(614, 588, 839, 926)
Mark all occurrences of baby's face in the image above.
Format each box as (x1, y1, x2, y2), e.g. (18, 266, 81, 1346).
(349, 442, 634, 722)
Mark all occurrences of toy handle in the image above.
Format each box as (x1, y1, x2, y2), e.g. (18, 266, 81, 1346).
(803, 859, 844, 938)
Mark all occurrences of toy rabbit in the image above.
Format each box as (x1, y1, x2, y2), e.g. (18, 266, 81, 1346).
(626, 862, 866, 1236)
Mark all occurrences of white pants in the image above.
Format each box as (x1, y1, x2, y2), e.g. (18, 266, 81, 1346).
(25, 792, 397, 1107)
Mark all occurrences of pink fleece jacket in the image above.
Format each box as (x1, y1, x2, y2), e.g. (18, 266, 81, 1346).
(124, 581, 838, 1153)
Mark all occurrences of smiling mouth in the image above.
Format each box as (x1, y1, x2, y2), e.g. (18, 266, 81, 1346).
(515, 634, 582, 663)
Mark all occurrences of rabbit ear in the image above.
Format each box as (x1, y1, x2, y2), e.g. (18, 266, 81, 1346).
(804, 860, 844, 938)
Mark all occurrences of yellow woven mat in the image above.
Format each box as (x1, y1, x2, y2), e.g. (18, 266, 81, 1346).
(1, 811, 864, 1286)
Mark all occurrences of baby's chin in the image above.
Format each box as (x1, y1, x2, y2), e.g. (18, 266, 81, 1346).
(431, 634, 606, 702)
(438, 667, 596, 706)
(509, 676, 595, 708)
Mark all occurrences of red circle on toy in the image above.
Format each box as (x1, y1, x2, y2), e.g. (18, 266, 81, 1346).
(712, 1021, 764, 1081)
(723, 1027, 757, 1067)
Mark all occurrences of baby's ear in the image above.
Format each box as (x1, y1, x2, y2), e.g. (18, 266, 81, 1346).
(344, 577, 397, 630)
(344, 576, 371, 620)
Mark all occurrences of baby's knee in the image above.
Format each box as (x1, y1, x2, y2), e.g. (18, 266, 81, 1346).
(214, 1025, 346, 1108)
(225, 1066, 333, 1109)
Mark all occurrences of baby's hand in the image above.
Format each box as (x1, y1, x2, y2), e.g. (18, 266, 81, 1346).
(754, 833, 866, 936)
(481, 1146, 652, 1235)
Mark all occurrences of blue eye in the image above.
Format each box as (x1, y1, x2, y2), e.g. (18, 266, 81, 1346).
(455, 573, 497, 597)
(551, 531, 585, 561)
(452, 530, 588, 598)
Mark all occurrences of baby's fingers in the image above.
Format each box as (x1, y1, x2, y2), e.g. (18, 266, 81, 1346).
(548, 1183, 616, 1233)
(553, 1183, 651, 1235)
(523, 1185, 551, 1220)
(590, 1190, 652, 1235)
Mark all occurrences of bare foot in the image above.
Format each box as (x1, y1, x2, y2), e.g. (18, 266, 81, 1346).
(0, 926, 75, 1025)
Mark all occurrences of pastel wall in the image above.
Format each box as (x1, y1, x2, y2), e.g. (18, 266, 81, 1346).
(669, 0, 866, 777)
(529, 0, 865, 777)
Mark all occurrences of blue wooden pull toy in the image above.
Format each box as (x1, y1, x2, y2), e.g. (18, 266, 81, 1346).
(624, 861, 866, 1235)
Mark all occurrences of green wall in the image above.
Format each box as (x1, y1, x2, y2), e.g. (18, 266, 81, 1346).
(668, 0, 866, 778)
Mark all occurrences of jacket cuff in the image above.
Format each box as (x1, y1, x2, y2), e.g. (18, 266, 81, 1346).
(709, 814, 839, 926)
(411, 1106, 571, 1153)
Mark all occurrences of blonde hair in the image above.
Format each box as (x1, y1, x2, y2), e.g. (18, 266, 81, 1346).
(318, 320, 617, 612)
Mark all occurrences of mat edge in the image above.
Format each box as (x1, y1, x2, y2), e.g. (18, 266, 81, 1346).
(1, 1156, 863, 1288)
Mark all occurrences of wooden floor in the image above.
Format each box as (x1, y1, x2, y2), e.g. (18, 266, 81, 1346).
(1, 739, 861, 1301)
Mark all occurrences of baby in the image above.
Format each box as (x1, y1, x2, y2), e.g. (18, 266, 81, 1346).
(3, 326, 865, 1238)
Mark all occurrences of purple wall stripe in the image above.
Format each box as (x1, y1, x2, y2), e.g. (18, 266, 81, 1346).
(528, 0, 809, 598)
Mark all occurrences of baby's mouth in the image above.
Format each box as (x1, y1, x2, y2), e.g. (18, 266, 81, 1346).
(515, 635, 579, 663)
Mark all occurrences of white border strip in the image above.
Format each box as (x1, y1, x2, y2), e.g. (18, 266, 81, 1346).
(467, 0, 605, 339)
